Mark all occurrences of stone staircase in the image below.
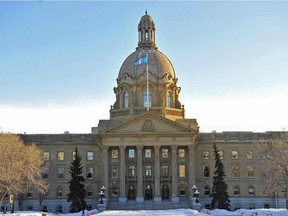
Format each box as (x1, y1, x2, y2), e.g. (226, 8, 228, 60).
(106, 198, 191, 210)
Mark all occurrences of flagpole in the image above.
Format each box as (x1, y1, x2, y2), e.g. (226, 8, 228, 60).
(146, 53, 149, 111)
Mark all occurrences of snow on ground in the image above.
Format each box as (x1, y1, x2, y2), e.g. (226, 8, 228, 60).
(2, 208, 288, 216)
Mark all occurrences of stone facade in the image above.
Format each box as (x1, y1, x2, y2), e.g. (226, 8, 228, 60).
(9, 13, 286, 213)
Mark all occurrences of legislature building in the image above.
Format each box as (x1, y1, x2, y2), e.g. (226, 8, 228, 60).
(17, 12, 286, 213)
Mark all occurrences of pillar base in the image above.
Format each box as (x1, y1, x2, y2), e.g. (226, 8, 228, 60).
(154, 196, 162, 203)
(171, 196, 179, 202)
(118, 197, 127, 203)
(192, 202, 201, 212)
(97, 204, 106, 212)
(136, 196, 144, 202)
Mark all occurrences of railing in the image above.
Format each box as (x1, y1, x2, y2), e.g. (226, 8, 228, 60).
(110, 107, 184, 118)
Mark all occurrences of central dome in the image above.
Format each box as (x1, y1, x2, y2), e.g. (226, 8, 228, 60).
(118, 49, 176, 81)
(111, 12, 184, 121)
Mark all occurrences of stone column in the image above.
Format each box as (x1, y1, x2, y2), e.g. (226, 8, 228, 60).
(171, 145, 179, 202)
(136, 145, 144, 202)
(154, 145, 161, 202)
(102, 145, 109, 200)
(119, 146, 126, 202)
(188, 144, 196, 200)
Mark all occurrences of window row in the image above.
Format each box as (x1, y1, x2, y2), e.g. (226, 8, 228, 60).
(202, 165, 254, 178)
(125, 164, 185, 178)
(43, 166, 95, 180)
(43, 151, 95, 161)
(111, 148, 186, 159)
(121, 90, 173, 109)
(202, 185, 255, 197)
(26, 187, 94, 199)
(203, 150, 253, 160)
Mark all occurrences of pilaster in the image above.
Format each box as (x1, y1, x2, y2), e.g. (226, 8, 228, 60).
(171, 145, 179, 202)
(154, 145, 161, 202)
(136, 145, 144, 202)
(119, 146, 126, 203)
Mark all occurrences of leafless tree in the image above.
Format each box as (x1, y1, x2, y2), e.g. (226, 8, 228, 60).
(0, 133, 47, 212)
(256, 132, 288, 209)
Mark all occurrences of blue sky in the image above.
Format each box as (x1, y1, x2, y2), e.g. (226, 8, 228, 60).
(0, 1, 288, 134)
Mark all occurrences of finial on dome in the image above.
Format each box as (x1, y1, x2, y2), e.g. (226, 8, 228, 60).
(145, 10, 147, 15)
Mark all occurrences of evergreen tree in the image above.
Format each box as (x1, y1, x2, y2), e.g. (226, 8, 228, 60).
(210, 143, 230, 210)
(67, 147, 86, 213)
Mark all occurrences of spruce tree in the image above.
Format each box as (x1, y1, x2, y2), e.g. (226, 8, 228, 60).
(67, 147, 87, 213)
(210, 143, 231, 210)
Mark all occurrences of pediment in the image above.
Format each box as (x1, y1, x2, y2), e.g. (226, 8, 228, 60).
(101, 112, 196, 135)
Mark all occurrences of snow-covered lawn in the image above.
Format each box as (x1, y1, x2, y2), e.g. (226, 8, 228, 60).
(2, 208, 288, 216)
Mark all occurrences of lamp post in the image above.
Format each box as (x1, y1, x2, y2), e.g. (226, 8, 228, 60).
(191, 185, 201, 211)
(99, 191, 104, 204)
(9, 194, 14, 213)
(194, 189, 200, 203)
(97, 186, 107, 212)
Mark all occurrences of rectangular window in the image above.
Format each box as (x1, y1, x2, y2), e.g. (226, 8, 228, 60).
(161, 165, 169, 177)
(247, 150, 253, 159)
(43, 152, 50, 161)
(179, 165, 186, 177)
(232, 166, 239, 178)
(162, 148, 169, 158)
(203, 166, 210, 177)
(112, 149, 118, 159)
(145, 149, 152, 158)
(247, 165, 254, 177)
(218, 150, 224, 159)
(145, 165, 152, 176)
(128, 149, 135, 158)
(57, 187, 63, 197)
(232, 150, 239, 160)
(42, 167, 49, 179)
(87, 152, 94, 161)
(87, 189, 93, 197)
(179, 149, 185, 158)
(72, 151, 76, 160)
(233, 187, 240, 196)
(57, 151, 65, 161)
(57, 166, 64, 179)
(203, 150, 209, 159)
(128, 165, 135, 177)
(87, 167, 93, 179)
(112, 166, 118, 178)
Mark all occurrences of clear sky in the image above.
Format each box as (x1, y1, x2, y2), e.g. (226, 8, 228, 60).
(0, 1, 288, 134)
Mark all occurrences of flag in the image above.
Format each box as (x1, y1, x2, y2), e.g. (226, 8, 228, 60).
(134, 56, 147, 66)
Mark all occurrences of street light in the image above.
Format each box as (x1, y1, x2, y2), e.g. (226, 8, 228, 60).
(101, 186, 106, 195)
(194, 189, 200, 203)
(99, 191, 104, 204)
(192, 185, 200, 203)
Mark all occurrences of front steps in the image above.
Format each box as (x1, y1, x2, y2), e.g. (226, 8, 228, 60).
(106, 198, 191, 210)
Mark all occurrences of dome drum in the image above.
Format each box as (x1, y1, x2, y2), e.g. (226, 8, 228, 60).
(111, 12, 184, 121)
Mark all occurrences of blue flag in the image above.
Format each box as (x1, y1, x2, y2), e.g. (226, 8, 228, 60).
(134, 56, 147, 66)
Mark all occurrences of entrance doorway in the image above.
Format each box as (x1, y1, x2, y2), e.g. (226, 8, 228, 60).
(128, 184, 136, 200)
(162, 184, 170, 199)
(144, 184, 153, 200)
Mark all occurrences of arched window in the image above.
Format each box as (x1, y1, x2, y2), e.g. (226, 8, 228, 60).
(166, 92, 172, 108)
(233, 186, 240, 196)
(123, 91, 129, 108)
(144, 90, 152, 108)
(57, 186, 63, 197)
(179, 184, 186, 196)
(248, 186, 255, 196)
(204, 186, 211, 196)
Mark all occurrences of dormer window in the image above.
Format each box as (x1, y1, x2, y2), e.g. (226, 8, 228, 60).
(123, 91, 129, 108)
(144, 90, 152, 108)
(167, 92, 172, 108)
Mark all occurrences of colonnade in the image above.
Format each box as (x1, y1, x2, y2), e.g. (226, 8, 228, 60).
(101, 144, 195, 203)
